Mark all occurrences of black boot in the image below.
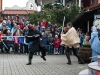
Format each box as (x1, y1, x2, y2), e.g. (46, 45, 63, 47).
(73, 48, 85, 64)
(66, 52, 71, 65)
(76, 56, 85, 64)
(41, 51, 46, 61)
(78, 59, 85, 64)
(41, 56, 46, 61)
(26, 58, 31, 65)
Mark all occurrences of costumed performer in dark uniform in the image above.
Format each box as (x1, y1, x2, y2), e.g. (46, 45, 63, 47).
(26, 25, 46, 65)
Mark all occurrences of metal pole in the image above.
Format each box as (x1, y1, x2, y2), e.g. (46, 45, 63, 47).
(87, 21, 89, 32)
(62, 16, 65, 32)
(76, 0, 77, 4)
(79, 0, 81, 8)
(40, 0, 43, 12)
(2, 41, 8, 50)
(63, 0, 65, 7)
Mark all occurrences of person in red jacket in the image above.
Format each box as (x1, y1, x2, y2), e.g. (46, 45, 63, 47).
(19, 19, 24, 30)
(0, 31, 4, 52)
(53, 35, 61, 54)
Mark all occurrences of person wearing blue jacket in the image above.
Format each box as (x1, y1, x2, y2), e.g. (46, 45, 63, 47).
(89, 26, 100, 61)
(41, 33, 48, 52)
(42, 34, 48, 45)
(6, 20, 12, 31)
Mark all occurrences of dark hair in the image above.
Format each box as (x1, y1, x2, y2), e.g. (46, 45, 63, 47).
(66, 22, 73, 27)
(86, 32, 89, 36)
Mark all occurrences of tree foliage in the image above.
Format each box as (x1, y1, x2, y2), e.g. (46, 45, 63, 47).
(28, 3, 80, 26)
(28, 11, 47, 24)
(43, 3, 53, 10)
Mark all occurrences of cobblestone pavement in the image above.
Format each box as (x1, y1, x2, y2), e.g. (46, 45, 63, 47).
(0, 53, 88, 75)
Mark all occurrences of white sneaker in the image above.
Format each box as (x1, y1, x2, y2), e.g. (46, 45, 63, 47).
(55, 52, 58, 55)
(57, 52, 59, 54)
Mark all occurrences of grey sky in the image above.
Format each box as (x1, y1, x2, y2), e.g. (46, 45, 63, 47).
(3, 0, 29, 10)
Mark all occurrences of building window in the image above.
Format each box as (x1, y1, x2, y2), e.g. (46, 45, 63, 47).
(29, 3, 33, 9)
(98, 0, 100, 3)
(91, 0, 94, 5)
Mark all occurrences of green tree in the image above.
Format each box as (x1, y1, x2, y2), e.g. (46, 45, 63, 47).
(68, 4, 80, 21)
(28, 3, 79, 26)
(28, 11, 47, 24)
(43, 3, 53, 10)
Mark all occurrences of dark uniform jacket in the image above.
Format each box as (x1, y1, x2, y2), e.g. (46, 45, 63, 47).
(26, 29, 42, 53)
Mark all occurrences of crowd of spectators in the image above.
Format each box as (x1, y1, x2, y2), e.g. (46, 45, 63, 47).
(0, 15, 91, 55)
(0, 16, 66, 55)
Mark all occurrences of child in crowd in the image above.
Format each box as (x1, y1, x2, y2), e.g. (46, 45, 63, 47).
(19, 33, 24, 54)
(53, 35, 61, 54)
(6, 32, 14, 52)
(48, 33, 54, 54)
(80, 33, 85, 47)
(83, 35, 90, 47)
(14, 32, 19, 54)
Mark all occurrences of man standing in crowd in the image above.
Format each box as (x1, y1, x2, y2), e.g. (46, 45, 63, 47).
(26, 25, 47, 65)
(61, 22, 84, 65)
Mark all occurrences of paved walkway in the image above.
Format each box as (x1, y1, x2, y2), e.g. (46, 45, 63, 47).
(0, 53, 88, 75)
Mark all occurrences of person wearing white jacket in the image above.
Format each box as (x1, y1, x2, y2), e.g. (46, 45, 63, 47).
(61, 22, 84, 65)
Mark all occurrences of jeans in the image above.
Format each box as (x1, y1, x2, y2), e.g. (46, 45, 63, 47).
(24, 44, 28, 54)
(48, 45, 53, 54)
(20, 44, 24, 54)
(59, 46, 65, 54)
(7, 44, 14, 51)
(54, 48, 59, 54)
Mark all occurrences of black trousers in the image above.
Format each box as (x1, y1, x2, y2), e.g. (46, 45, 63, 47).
(24, 44, 28, 53)
(29, 52, 34, 59)
(14, 43, 18, 53)
(65, 47, 83, 63)
(0, 43, 3, 52)
(20, 44, 24, 54)
(29, 50, 46, 60)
